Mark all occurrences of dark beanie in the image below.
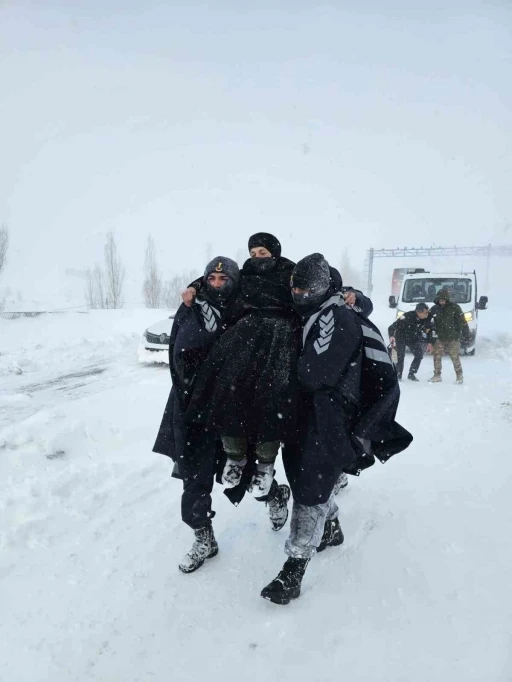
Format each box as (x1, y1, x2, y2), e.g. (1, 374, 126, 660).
(248, 233, 282, 259)
(291, 253, 331, 294)
(329, 266, 343, 292)
(204, 256, 240, 284)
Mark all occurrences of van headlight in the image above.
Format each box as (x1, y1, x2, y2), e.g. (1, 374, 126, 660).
(464, 312, 473, 322)
(396, 310, 405, 319)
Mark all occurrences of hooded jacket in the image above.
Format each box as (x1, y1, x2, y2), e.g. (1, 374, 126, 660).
(429, 289, 470, 343)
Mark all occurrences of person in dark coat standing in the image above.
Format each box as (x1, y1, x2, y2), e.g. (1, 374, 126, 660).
(153, 257, 291, 573)
(261, 254, 413, 605)
(184, 233, 300, 499)
(388, 303, 431, 381)
(428, 288, 470, 384)
(152, 257, 241, 573)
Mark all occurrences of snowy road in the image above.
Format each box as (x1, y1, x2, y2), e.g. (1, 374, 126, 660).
(1, 308, 511, 682)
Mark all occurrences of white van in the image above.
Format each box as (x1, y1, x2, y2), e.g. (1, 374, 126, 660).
(389, 271, 488, 355)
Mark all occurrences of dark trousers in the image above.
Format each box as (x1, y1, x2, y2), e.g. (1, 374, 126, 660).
(179, 427, 218, 530)
(396, 338, 424, 377)
(179, 428, 279, 529)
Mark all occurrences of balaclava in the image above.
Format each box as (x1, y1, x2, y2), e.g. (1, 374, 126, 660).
(247, 232, 282, 273)
(290, 253, 331, 315)
(203, 257, 240, 305)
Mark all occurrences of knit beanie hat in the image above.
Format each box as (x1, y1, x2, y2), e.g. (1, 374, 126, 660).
(204, 257, 240, 284)
(247, 233, 282, 259)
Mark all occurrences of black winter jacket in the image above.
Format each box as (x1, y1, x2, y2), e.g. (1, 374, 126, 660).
(283, 294, 412, 506)
(185, 257, 301, 444)
(152, 297, 228, 460)
(388, 311, 431, 345)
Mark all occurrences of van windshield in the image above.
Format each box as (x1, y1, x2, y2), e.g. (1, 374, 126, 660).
(402, 278, 472, 304)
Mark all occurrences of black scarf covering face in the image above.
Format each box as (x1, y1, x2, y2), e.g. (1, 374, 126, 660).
(239, 256, 295, 310)
(204, 278, 237, 306)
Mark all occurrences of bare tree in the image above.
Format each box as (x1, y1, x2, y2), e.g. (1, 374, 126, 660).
(142, 234, 162, 308)
(85, 268, 95, 309)
(162, 271, 196, 309)
(84, 265, 107, 309)
(104, 231, 125, 308)
(94, 265, 106, 308)
(0, 223, 9, 278)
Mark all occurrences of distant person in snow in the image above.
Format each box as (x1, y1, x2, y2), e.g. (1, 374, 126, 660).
(260, 254, 412, 605)
(427, 288, 470, 385)
(388, 303, 431, 381)
(152, 257, 290, 574)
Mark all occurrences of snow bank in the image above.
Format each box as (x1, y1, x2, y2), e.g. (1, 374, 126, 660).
(1, 303, 512, 682)
(0, 308, 173, 378)
(137, 347, 169, 365)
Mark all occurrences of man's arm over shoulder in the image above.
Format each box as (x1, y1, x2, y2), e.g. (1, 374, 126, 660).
(353, 290, 373, 317)
(343, 287, 373, 317)
(298, 306, 362, 391)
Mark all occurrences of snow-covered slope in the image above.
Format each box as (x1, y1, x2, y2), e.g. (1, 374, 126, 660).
(1, 306, 511, 682)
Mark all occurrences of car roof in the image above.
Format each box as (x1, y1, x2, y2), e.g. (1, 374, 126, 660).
(404, 272, 475, 279)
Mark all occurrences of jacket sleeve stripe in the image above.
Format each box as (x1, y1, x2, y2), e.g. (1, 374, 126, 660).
(365, 347, 392, 364)
(362, 326, 385, 343)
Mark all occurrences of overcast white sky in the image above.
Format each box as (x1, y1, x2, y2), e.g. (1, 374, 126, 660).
(1, 0, 511, 304)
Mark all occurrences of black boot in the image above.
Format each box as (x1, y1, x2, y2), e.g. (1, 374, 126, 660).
(317, 518, 344, 553)
(408, 373, 419, 382)
(261, 557, 310, 605)
(267, 484, 291, 531)
(179, 524, 218, 574)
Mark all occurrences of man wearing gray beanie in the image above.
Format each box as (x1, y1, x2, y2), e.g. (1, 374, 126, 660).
(261, 253, 412, 605)
(153, 257, 241, 573)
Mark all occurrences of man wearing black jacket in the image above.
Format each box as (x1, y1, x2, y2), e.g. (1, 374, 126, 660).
(261, 254, 412, 605)
(388, 303, 431, 381)
(153, 256, 290, 574)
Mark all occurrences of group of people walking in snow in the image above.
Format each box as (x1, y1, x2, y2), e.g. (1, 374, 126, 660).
(388, 291, 471, 384)
(153, 233, 412, 605)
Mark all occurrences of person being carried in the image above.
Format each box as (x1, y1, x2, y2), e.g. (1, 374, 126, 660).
(181, 240, 371, 500)
(261, 253, 413, 605)
(183, 233, 299, 499)
(427, 288, 470, 385)
(388, 302, 431, 381)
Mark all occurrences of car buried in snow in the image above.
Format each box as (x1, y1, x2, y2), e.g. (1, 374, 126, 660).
(142, 315, 175, 353)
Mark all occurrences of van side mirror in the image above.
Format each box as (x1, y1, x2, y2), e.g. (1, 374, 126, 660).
(477, 296, 488, 310)
(389, 295, 397, 309)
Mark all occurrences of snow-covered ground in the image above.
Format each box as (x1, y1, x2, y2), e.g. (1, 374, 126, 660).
(1, 305, 511, 682)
